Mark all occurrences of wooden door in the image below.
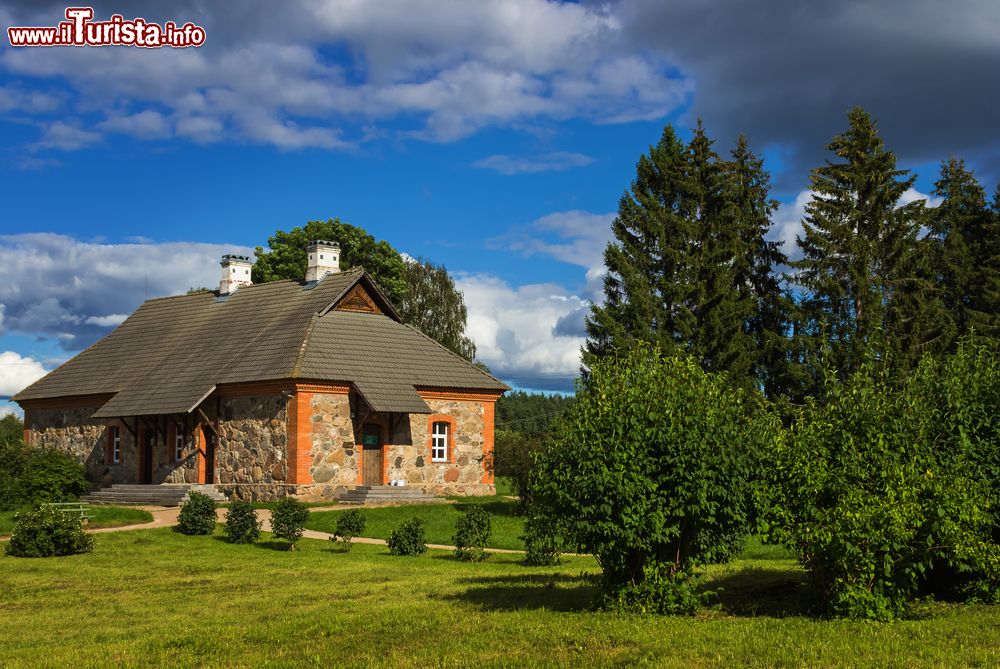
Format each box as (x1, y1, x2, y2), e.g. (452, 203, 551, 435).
(140, 430, 154, 484)
(361, 424, 382, 486)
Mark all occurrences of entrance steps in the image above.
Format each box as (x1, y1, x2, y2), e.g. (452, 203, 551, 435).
(82, 484, 228, 507)
(336, 485, 440, 505)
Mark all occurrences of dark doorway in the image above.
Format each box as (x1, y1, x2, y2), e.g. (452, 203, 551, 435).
(204, 431, 216, 484)
(362, 423, 383, 486)
(140, 430, 154, 484)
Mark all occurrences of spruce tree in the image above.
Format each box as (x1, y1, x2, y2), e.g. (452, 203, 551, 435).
(790, 107, 923, 380)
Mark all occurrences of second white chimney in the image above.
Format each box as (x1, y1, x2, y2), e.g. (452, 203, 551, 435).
(306, 240, 341, 282)
(220, 254, 253, 295)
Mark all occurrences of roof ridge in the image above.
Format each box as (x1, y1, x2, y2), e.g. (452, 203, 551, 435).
(139, 278, 303, 304)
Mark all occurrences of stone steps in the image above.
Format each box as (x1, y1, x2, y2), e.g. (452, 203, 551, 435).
(82, 484, 227, 507)
(336, 485, 440, 505)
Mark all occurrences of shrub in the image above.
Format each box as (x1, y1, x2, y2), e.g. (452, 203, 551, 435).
(767, 353, 1000, 620)
(177, 492, 217, 535)
(271, 497, 310, 550)
(224, 501, 260, 544)
(5, 505, 95, 557)
(521, 513, 561, 566)
(453, 505, 492, 561)
(601, 565, 712, 615)
(531, 343, 775, 610)
(0, 440, 28, 511)
(491, 429, 541, 513)
(17, 448, 90, 504)
(332, 509, 366, 551)
(388, 517, 427, 556)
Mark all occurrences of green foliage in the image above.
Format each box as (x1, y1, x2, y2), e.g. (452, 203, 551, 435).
(600, 565, 712, 616)
(332, 509, 366, 551)
(398, 256, 476, 361)
(521, 512, 561, 566)
(495, 390, 573, 437)
(533, 343, 776, 604)
(490, 429, 540, 512)
(388, 517, 427, 556)
(453, 505, 492, 561)
(270, 497, 310, 550)
(177, 492, 217, 536)
(0, 440, 28, 511)
(5, 505, 95, 558)
(224, 501, 261, 544)
(16, 448, 90, 505)
(766, 346, 1000, 620)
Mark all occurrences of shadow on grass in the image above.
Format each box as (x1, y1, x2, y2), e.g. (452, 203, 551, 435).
(443, 572, 599, 612)
(450, 499, 522, 518)
(707, 567, 811, 618)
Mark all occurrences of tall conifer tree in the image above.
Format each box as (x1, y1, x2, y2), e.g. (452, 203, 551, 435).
(790, 107, 923, 380)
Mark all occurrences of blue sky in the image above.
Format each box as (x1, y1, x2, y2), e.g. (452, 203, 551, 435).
(2, 1, 999, 413)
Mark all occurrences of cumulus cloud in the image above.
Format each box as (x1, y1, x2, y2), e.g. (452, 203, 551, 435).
(458, 274, 586, 391)
(0, 233, 253, 350)
(1, 1, 690, 151)
(0, 351, 47, 397)
(31, 121, 101, 151)
(472, 151, 594, 175)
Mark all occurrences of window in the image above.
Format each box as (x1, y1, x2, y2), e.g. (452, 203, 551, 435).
(175, 425, 186, 462)
(431, 421, 449, 462)
(109, 426, 121, 464)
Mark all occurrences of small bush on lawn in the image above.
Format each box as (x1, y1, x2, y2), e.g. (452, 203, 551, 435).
(332, 509, 366, 551)
(17, 449, 90, 505)
(271, 497, 310, 550)
(453, 505, 492, 561)
(521, 513, 561, 566)
(5, 505, 95, 557)
(601, 564, 712, 615)
(388, 517, 427, 556)
(177, 492, 217, 535)
(224, 501, 260, 544)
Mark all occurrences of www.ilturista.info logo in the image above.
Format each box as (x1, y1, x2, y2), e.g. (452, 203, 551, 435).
(7, 7, 206, 48)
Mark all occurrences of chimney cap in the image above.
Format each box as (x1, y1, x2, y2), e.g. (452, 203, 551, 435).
(220, 254, 252, 264)
(307, 240, 340, 249)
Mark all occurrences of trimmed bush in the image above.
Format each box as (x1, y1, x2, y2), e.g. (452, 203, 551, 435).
(388, 517, 427, 556)
(453, 505, 491, 561)
(271, 497, 310, 550)
(521, 513, 561, 566)
(5, 505, 95, 557)
(224, 501, 260, 544)
(17, 448, 90, 504)
(177, 492, 217, 535)
(332, 509, 366, 551)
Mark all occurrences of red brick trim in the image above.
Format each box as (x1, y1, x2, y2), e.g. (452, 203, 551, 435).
(481, 401, 495, 484)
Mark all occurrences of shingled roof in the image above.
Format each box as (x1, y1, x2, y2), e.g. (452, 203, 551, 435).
(13, 268, 507, 417)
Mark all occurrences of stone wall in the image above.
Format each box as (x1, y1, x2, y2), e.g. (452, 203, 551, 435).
(26, 405, 129, 485)
(298, 392, 357, 500)
(213, 393, 289, 500)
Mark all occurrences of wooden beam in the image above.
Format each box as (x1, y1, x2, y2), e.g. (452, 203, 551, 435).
(120, 417, 136, 441)
(196, 407, 219, 435)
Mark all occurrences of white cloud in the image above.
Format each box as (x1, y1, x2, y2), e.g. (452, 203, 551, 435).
(472, 151, 594, 175)
(0, 85, 61, 113)
(458, 274, 585, 391)
(1, 1, 689, 151)
(31, 121, 101, 151)
(0, 351, 47, 397)
(0, 233, 253, 350)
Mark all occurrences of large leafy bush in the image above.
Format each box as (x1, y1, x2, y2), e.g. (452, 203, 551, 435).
(532, 343, 776, 612)
(767, 346, 1000, 620)
(177, 492, 217, 535)
(16, 448, 90, 504)
(5, 505, 95, 557)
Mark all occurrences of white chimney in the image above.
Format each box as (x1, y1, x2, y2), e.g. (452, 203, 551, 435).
(219, 254, 253, 295)
(306, 240, 341, 282)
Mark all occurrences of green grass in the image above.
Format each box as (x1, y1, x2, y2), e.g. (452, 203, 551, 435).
(0, 505, 153, 535)
(306, 497, 527, 549)
(1, 528, 997, 667)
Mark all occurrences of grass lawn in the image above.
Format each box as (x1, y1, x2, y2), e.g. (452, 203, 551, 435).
(0, 505, 153, 535)
(1, 528, 997, 668)
(306, 496, 527, 549)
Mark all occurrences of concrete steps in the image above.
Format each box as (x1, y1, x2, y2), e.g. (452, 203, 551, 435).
(336, 485, 440, 505)
(82, 484, 227, 507)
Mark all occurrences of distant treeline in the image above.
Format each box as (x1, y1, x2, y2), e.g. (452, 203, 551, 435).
(495, 390, 572, 437)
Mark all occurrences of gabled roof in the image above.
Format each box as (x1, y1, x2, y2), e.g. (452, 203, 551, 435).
(14, 268, 507, 417)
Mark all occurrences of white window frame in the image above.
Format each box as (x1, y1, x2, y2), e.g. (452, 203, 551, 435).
(175, 425, 185, 462)
(431, 421, 449, 463)
(111, 426, 121, 464)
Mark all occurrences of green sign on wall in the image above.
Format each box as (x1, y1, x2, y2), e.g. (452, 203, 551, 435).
(361, 435, 379, 446)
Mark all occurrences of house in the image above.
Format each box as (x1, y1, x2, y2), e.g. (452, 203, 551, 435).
(13, 241, 508, 500)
